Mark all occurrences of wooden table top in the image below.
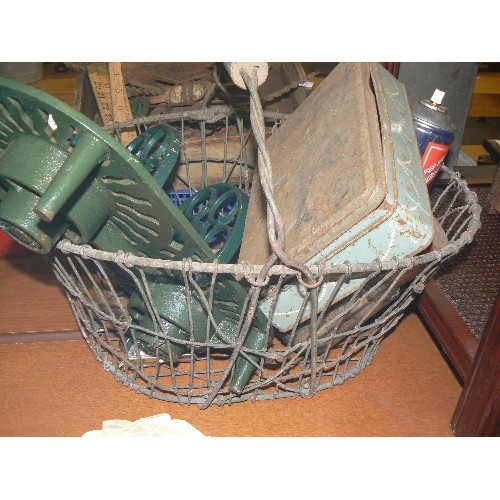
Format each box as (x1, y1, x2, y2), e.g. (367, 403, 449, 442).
(0, 253, 461, 437)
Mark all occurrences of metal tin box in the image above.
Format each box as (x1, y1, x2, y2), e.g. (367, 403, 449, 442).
(240, 63, 434, 332)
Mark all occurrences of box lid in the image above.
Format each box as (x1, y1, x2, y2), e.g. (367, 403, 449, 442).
(239, 62, 387, 265)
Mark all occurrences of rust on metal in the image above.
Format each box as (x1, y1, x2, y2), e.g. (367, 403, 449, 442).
(239, 63, 386, 265)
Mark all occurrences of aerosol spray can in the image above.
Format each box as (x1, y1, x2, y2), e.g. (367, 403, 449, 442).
(412, 89, 456, 184)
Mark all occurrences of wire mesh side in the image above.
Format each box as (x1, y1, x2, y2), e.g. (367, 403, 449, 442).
(48, 101, 482, 407)
(50, 166, 481, 407)
(107, 107, 286, 197)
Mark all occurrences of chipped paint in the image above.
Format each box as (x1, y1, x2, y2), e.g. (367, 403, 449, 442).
(259, 63, 434, 332)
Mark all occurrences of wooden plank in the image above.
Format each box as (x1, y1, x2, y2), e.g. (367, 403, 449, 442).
(460, 144, 488, 162)
(472, 71, 500, 94)
(454, 164, 498, 184)
(86, 63, 114, 127)
(29, 63, 77, 107)
(0, 312, 460, 436)
(86, 63, 137, 145)
(417, 279, 478, 382)
(0, 330, 81, 344)
(172, 133, 258, 190)
(0, 254, 78, 336)
(239, 62, 386, 265)
(467, 93, 500, 117)
(451, 289, 500, 436)
(108, 62, 137, 145)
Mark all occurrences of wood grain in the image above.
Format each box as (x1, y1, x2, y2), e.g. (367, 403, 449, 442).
(0, 313, 461, 437)
(0, 254, 77, 337)
(467, 93, 500, 117)
(239, 62, 385, 265)
(417, 279, 478, 381)
(451, 290, 500, 436)
(29, 63, 77, 107)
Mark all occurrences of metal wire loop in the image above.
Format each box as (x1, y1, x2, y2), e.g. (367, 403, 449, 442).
(241, 260, 271, 287)
(296, 272, 325, 290)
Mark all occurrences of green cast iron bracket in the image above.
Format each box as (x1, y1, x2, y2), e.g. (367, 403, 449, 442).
(126, 276, 268, 393)
(177, 183, 249, 263)
(126, 125, 248, 264)
(126, 124, 181, 188)
(0, 76, 270, 393)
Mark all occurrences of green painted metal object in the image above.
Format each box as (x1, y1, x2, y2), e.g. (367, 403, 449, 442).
(130, 96, 150, 120)
(124, 130, 252, 380)
(0, 76, 270, 393)
(126, 276, 268, 392)
(177, 183, 248, 263)
(126, 125, 247, 263)
(126, 124, 181, 187)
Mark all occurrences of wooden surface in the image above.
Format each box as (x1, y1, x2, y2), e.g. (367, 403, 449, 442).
(460, 66, 500, 161)
(0, 254, 78, 340)
(467, 69, 500, 117)
(418, 279, 478, 381)
(468, 93, 500, 118)
(0, 255, 462, 436)
(0, 254, 462, 436)
(0, 63, 465, 437)
(0, 319, 461, 437)
(460, 144, 489, 162)
(29, 63, 77, 107)
(451, 289, 500, 436)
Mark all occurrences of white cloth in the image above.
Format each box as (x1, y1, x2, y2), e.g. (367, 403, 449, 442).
(82, 413, 207, 437)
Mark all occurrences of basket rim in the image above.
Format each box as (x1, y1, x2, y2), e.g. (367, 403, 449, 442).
(103, 106, 289, 131)
(55, 167, 481, 281)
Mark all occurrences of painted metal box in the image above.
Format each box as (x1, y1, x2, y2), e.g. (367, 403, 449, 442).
(240, 62, 434, 332)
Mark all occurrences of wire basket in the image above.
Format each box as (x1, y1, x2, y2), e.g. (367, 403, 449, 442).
(49, 70, 481, 409)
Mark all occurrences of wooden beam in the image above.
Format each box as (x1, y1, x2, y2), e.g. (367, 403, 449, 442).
(468, 93, 500, 117)
(451, 289, 500, 436)
(417, 279, 478, 382)
(472, 71, 500, 94)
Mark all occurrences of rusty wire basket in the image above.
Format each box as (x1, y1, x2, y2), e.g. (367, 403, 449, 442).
(48, 68, 481, 408)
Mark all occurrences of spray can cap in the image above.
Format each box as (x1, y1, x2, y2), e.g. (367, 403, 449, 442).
(430, 89, 445, 106)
